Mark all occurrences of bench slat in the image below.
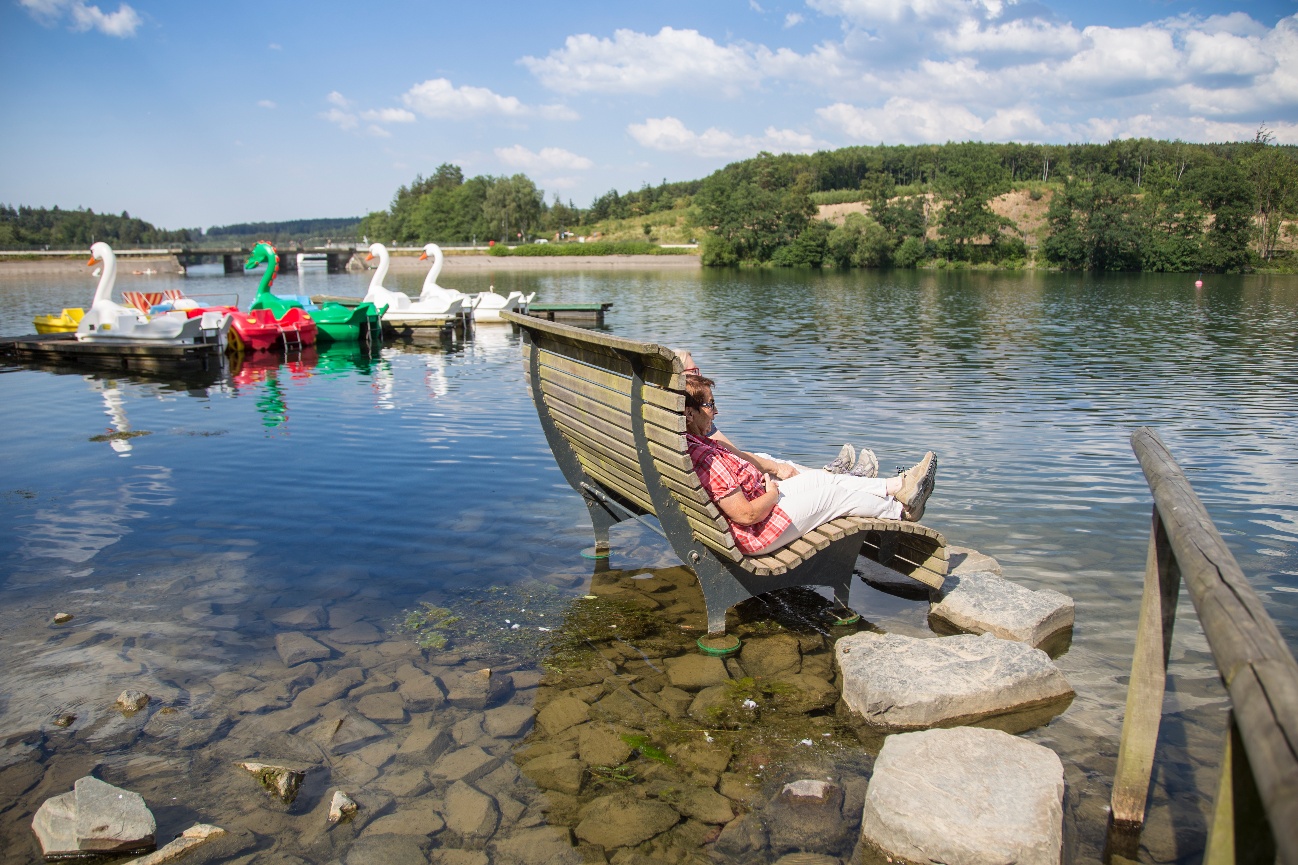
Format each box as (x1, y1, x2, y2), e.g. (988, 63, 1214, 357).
(550, 415, 731, 536)
(538, 371, 686, 439)
(529, 344, 684, 413)
(527, 330, 681, 391)
(546, 399, 694, 475)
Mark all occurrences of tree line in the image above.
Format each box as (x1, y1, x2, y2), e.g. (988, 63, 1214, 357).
(694, 132, 1297, 271)
(0, 205, 194, 249)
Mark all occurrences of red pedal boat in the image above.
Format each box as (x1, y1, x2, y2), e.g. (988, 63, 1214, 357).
(214, 306, 318, 352)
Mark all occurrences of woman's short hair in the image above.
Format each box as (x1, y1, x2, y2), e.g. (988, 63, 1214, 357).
(684, 374, 715, 409)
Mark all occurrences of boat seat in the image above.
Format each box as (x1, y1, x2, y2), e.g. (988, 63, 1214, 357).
(500, 310, 947, 637)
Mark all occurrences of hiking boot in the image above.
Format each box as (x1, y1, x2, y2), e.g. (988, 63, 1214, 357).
(895, 451, 936, 521)
(848, 447, 878, 478)
(824, 443, 855, 474)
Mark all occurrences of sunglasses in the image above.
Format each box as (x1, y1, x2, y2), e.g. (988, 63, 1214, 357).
(683, 366, 700, 375)
(698, 400, 717, 409)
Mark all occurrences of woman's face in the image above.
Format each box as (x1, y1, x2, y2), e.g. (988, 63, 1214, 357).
(686, 386, 716, 436)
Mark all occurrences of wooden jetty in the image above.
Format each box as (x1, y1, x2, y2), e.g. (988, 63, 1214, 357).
(0, 333, 224, 373)
(524, 302, 613, 326)
(1107, 427, 1298, 864)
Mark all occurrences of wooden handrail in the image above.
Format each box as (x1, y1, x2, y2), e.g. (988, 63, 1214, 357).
(1109, 427, 1298, 865)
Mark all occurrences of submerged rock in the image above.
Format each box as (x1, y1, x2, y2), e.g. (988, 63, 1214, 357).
(443, 780, 499, 842)
(861, 727, 1064, 865)
(574, 794, 679, 849)
(835, 632, 1073, 731)
(52, 613, 74, 625)
(764, 779, 853, 857)
(32, 775, 156, 858)
(236, 761, 305, 804)
(116, 690, 151, 713)
(930, 570, 1075, 648)
(122, 823, 226, 865)
(329, 790, 359, 824)
(445, 669, 512, 710)
(275, 632, 332, 667)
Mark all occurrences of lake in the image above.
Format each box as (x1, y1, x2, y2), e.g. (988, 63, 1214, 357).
(1, 262, 1295, 864)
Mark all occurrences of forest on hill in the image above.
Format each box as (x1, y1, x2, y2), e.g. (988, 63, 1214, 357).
(358, 132, 1296, 272)
(7, 133, 1294, 272)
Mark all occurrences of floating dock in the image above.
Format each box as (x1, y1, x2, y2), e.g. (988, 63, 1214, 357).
(524, 302, 613, 326)
(0, 333, 224, 373)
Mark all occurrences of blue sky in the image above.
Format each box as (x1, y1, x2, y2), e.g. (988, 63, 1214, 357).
(2, 0, 1295, 230)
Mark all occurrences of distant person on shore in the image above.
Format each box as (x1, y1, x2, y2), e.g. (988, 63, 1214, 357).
(674, 349, 877, 480)
(685, 375, 936, 555)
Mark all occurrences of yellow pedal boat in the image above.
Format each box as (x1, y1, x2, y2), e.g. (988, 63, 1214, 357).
(33, 308, 85, 334)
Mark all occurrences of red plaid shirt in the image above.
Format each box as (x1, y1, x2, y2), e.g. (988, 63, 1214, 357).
(686, 432, 793, 555)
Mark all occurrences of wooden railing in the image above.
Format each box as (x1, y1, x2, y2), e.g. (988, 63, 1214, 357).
(1108, 427, 1298, 865)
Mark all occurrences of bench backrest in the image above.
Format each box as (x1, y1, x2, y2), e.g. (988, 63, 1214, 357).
(503, 311, 744, 563)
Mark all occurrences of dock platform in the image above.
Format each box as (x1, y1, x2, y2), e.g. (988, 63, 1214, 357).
(524, 302, 613, 326)
(0, 333, 224, 373)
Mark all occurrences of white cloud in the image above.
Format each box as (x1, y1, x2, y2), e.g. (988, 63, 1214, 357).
(522, 27, 761, 95)
(938, 18, 1084, 57)
(268, 42, 282, 50)
(361, 108, 416, 123)
(785, 13, 804, 28)
(19, 0, 140, 36)
(818, 98, 1057, 143)
(327, 91, 351, 108)
(628, 116, 821, 158)
(257, 100, 276, 109)
(321, 107, 358, 131)
(366, 125, 391, 138)
(495, 145, 594, 171)
(402, 78, 527, 118)
(808, 0, 989, 26)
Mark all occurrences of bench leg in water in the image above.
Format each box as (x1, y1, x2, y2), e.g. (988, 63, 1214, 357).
(692, 537, 862, 637)
(580, 494, 622, 559)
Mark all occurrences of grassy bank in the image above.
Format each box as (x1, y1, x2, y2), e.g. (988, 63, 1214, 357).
(487, 240, 697, 257)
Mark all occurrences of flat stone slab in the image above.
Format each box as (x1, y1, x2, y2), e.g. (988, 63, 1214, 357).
(930, 571, 1075, 648)
(861, 727, 1064, 865)
(835, 632, 1073, 731)
(948, 545, 1003, 576)
(275, 632, 332, 667)
(33, 776, 156, 857)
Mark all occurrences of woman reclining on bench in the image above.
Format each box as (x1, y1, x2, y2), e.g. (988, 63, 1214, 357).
(675, 350, 879, 481)
(685, 375, 937, 557)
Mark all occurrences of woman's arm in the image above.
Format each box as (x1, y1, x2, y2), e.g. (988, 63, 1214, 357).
(710, 433, 799, 480)
(715, 475, 780, 526)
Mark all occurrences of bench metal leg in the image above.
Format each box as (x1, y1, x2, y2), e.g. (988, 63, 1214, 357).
(584, 494, 620, 557)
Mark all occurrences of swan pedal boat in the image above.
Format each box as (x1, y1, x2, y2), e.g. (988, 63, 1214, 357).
(34, 308, 85, 334)
(362, 242, 466, 325)
(74, 243, 232, 347)
(418, 243, 533, 323)
(241, 241, 381, 344)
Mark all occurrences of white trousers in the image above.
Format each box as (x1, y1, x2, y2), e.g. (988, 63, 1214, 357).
(750, 469, 901, 555)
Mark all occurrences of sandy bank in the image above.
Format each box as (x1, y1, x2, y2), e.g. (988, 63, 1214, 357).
(0, 256, 181, 275)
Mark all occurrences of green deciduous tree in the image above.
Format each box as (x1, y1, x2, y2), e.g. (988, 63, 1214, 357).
(1043, 176, 1143, 270)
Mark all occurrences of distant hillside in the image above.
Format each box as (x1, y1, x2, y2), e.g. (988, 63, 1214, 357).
(202, 217, 361, 244)
(0, 204, 194, 249)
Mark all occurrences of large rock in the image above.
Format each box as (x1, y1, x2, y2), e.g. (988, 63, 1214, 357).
(930, 571, 1075, 648)
(32, 776, 156, 857)
(536, 697, 590, 736)
(236, 762, 305, 804)
(861, 727, 1064, 865)
(120, 824, 226, 865)
(445, 669, 512, 710)
(835, 632, 1073, 731)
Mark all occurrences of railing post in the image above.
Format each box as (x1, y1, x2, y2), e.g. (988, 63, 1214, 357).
(1205, 712, 1276, 865)
(1110, 504, 1182, 831)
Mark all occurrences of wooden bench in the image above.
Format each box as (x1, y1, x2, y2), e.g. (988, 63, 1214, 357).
(501, 311, 948, 636)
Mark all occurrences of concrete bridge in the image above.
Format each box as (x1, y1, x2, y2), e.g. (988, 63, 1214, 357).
(173, 246, 358, 274)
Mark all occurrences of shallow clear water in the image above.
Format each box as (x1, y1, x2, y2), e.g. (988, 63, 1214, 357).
(1, 264, 1295, 863)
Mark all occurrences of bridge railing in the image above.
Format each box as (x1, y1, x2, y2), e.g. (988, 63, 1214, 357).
(1107, 427, 1298, 865)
